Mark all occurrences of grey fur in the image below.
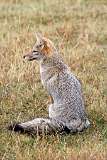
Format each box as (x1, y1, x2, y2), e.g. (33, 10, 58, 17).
(10, 36, 90, 135)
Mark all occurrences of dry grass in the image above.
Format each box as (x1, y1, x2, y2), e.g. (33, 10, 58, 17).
(0, 0, 107, 159)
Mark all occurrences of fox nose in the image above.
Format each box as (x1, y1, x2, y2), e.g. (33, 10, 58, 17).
(23, 53, 29, 59)
(23, 54, 29, 60)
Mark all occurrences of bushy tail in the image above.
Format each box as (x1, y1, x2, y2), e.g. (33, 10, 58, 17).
(8, 118, 90, 136)
(8, 118, 66, 135)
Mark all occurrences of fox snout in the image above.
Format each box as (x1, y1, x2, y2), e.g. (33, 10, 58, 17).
(23, 52, 32, 61)
(23, 52, 36, 61)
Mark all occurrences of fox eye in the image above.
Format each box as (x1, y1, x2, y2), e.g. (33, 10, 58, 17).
(39, 44, 43, 47)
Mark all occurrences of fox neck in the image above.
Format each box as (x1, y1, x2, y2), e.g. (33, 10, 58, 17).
(40, 50, 58, 66)
(40, 52, 68, 73)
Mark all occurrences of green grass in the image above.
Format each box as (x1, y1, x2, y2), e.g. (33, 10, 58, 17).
(0, 0, 107, 159)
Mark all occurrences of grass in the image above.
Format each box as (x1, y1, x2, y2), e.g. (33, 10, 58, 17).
(0, 0, 107, 159)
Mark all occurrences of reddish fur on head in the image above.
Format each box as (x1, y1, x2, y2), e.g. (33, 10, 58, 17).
(42, 38, 54, 56)
(36, 33, 55, 57)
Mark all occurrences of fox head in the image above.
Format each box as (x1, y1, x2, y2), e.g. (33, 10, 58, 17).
(23, 33, 56, 61)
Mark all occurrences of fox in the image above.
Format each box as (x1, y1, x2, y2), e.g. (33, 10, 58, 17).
(9, 33, 90, 135)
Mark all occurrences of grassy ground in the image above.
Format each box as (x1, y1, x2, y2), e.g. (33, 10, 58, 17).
(0, 0, 107, 159)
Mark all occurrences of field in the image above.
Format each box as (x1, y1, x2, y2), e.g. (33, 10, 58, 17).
(0, 0, 107, 159)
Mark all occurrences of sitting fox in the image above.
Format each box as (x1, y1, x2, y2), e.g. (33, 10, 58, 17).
(9, 33, 90, 135)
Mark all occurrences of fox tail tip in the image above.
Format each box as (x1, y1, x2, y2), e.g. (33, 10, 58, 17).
(8, 123, 24, 133)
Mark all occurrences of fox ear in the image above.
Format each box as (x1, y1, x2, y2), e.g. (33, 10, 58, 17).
(35, 32, 43, 41)
(35, 33, 54, 56)
(42, 38, 54, 56)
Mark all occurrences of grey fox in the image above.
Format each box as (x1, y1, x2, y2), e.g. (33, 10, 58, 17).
(9, 33, 90, 135)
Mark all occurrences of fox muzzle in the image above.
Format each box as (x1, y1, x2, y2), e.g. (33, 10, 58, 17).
(23, 52, 37, 61)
